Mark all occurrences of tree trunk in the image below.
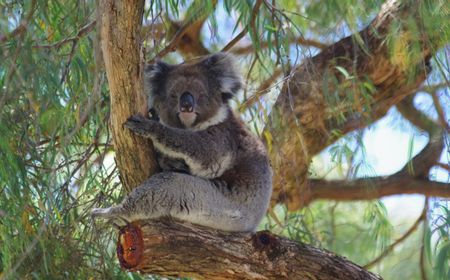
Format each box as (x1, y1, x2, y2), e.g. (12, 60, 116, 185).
(116, 220, 383, 280)
(99, 0, 158, 191)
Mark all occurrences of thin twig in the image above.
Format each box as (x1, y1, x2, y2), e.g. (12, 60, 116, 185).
(232, 37, 327, 55)
(33, 21, 96, 49)
(418, 82, 449, 93)
(0, 34, 25, 111)
(419, 198, 429, 280)
(221, 0, 263, 52)
(240, 67, 283, 111)
(60, 40, 78, 84)
(363, 198, 428, 269)
(436, 163, 450, 173)
(0, 222, 47, 280)
(150, 21, 194, 60)
(150, 2, 217, 60)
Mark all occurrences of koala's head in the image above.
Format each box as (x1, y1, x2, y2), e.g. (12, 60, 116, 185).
(144, 52, 242, 129)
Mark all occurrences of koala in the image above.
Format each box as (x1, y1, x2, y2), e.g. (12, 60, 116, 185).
(92, 53, 272, 232)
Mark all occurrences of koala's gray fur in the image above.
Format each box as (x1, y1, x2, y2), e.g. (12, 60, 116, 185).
(91, 53, 272, 232)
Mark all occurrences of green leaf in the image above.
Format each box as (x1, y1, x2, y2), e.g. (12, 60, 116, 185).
(335, 66, 353, 80)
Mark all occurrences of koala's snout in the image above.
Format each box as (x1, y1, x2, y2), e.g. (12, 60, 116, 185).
(179, 92, 195, 113)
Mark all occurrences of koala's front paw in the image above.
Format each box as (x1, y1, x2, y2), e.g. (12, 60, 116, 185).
(124, 114, 155, 136)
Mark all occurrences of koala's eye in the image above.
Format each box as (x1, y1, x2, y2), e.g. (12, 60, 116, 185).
(148, 108, 159, 121)
(169, 94, 177, 99)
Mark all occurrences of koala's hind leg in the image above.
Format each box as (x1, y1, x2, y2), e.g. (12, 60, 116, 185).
(91, 206, 123, 219)
(103, 172, 255, 232)
(91, 206, 131, 226)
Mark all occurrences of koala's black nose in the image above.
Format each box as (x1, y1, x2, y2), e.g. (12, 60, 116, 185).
(179, 91, 194, 112)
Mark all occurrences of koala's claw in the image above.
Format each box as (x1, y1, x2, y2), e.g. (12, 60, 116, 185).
(126, 114, 147, 124)
(124, 114, 155, 136)
(124, 114, 145, 129)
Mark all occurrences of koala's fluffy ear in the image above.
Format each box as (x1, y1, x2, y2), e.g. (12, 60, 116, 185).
(144, 61, 172, 96)
(201, 52, 243, 101)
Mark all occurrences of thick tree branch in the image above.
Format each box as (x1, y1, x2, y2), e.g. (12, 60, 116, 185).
(396, 94, 445, 177)
(115, 220, 382, 280)
(266, 0, 446, 210)
(308, 176, 450, 202)
(301, 99, 447, 205)
(396, 95, 440, 135)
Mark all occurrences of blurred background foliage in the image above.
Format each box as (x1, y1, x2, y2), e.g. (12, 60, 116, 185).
(0, 0, 449, 279)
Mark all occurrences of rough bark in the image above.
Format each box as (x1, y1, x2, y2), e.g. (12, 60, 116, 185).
(99, 0, 158, 191)
(267, 0, 442, 210)
(116, 220, 383, 280)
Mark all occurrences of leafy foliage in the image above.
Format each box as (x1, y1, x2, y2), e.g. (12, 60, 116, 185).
(0, 0, 449, 279)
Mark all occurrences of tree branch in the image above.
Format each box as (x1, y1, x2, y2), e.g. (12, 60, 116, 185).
(221, 0, 263, 52)
(396, 95, 440, 135)
(419, 198, 430, 280)
(431, 91, 450, 132)
(396, 94, 445, 177)
(308, 176, 450, 202)
(149, 1, 217, 59)
(240, 68, 283, 111)
(266, 0, 446, 210)
(33, 21, 96, 49)
(231, 37, 327, 55)
(364, 198, 427, 269)
(115, 220, 383, 280)
(436, 163, 450, 173)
